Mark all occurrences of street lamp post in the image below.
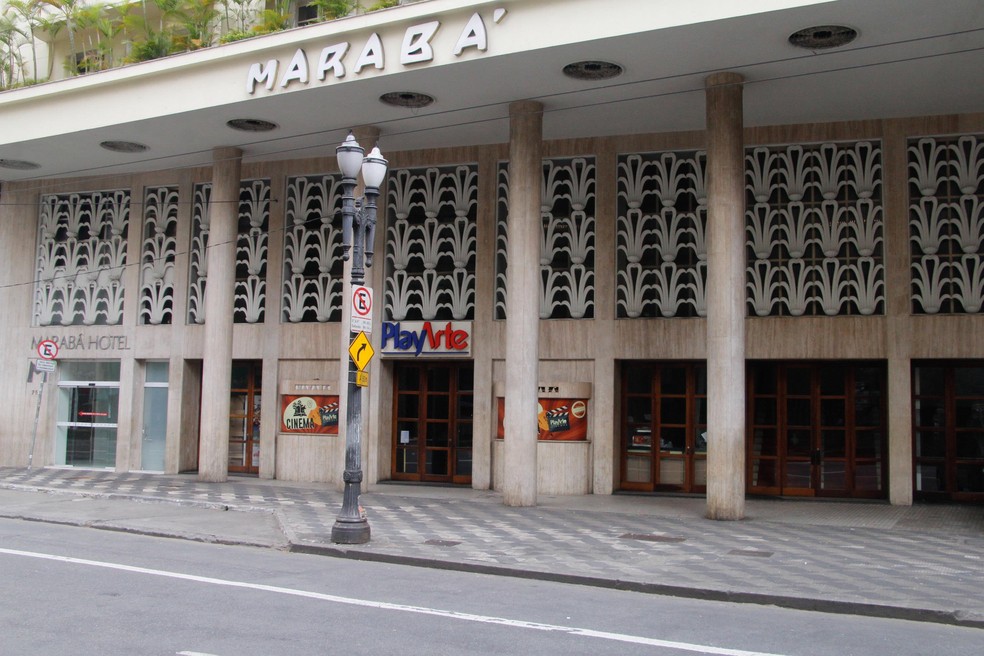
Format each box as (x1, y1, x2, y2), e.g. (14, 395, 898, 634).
(331, 132, 387, 545)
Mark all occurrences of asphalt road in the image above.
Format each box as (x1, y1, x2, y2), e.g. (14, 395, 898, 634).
(0, 518, 980, 656)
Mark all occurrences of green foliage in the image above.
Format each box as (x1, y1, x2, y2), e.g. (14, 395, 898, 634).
(365, 0, 398, 11)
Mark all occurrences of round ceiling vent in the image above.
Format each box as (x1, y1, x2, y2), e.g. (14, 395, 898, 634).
(226, 118, 279, 132)
(100, 140, 148, 153)
(562, 60, 623, 81)
(788, 25, 858, 49)
(380, 91, 434, 108)
(0, 158, 41, 170)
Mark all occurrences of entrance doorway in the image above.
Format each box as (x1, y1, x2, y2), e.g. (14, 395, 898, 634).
(56, 361, 121, 468)
(913, 362, 984, 502)
(747, 362, 887, 498)
(621, 362, 707, 493)
(229, 360, 262, 475)
(392, 362, 473, 484)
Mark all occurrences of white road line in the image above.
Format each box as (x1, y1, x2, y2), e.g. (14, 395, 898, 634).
(1, 547, 787, 656)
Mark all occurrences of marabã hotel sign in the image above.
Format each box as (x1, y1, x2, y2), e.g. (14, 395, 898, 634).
(247, 7, 508, 95)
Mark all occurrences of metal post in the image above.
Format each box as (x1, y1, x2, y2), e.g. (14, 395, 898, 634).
(331, 134, 384, 545)
(28, 372, 47, 470)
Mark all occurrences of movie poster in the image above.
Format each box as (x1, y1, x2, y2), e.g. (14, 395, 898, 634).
(280, 395, 340, 434)
(496, 397, 588, 441)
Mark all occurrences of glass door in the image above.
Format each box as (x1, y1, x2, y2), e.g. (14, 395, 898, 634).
(140, 362, 169, 471)
(228, 361, 261, 474)
(913, 363, 984, 501)
(621, 363, 707, 493)
(392, 362, 473, 484)
(748, 362, 886, 498)
(56, 361, 122, 468)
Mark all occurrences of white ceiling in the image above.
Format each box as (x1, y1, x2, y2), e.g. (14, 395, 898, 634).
(1, 0, 982, 183)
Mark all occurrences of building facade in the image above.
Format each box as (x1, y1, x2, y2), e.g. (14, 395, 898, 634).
(2, 0, 983, 512)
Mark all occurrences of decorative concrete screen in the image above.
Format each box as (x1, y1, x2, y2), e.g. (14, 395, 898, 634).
(909, 135, 984, 314)
(34, 190, 130, 326)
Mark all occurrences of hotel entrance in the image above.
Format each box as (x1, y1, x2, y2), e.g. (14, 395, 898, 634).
(392, 362, 473, 485)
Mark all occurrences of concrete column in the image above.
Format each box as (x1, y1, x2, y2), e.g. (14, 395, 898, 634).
(198, 146, 242, 482)
(503, 101, 543, 507)
(704, 73, 746, 520)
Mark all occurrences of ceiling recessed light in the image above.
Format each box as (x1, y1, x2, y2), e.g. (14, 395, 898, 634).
(563, 60, 623, 81)
(380, 91, 434, 108)
(0, 158, 41, 170)
(100, 140, 148, 153)
(788, 25, 858, 50)
(226, 118, 279, 132)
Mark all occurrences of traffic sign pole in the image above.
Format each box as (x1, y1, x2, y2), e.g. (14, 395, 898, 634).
(28, 371, 48, 470)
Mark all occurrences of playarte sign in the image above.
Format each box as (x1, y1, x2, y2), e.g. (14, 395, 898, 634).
(381, 321, 471, 357)
(247, 8, 507, 95)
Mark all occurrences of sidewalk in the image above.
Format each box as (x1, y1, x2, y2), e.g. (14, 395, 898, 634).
(1, 466, 982, 628)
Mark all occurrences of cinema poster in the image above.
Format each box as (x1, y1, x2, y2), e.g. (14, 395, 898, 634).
(280, 395, 340, 434)
(496, 397, 588, 441)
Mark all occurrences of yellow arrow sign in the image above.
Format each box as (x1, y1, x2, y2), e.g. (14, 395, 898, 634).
(348, 331, 374, 371)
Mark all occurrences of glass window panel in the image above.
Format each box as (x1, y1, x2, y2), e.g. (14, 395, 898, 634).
(626, 397, 652, 424)
(695, 366, 708, 395)
(695, 429, 707, 453)
(786, 369, 811, 395)
(786, 429, 812, 456)
(626, 370, 652, 395)
(426, 422, 449, 447)
(227, 439, 245, 467)
(658, 458, 685, 485)
(915, 430, 946, 458)
(628, 427, 652, 451)
(427, 367, 451, 392)
(397, 394, 419, 419)
(914, 398, 945, 427)
(661, 367, 686, 395)
(819, 367, 845, 395)
(855, 430, 882, 459)
(695, 397, 707, 425)
(145, 361, 169, 383)
(427, 394, 450, 419)
(955, 464, 984, 492)
(784, 461, 812, 488)
(426, 449, 449, 476)
(455, 449, 472, 477)
(60, 360, 121, 382)
(457, 367, 474, 392)
(456, 424, 473, 449)
(753, 397, 777, 425)
(752, 428, 778, 456)
(397, 366, 420, 391)
(856, 368, 882, 395)
(855, 392, 882, 427)
(230, 394, 248, 416)
(457, 394, 474, 421)
(822, 430, 846, 458)
(660, 427, 686, 452)
(956, 431, 984, 459)
(955, 400, 984, 428)
(624, 454, 652, 483)
(660, 398, 686, 425)
(694, 458, 707, 486)
(854, 463, 882, 491)
(787, 398, 812, 426)
(397, 421, 418, 445)
(397, 446, 417, 474)
(752, 365, 776, 395)
(821, 461, 847, 490)
(914, 366, 945, 395)
(751, 459, 779, 488)
(231, 363, 250, 389)
(821, 399, 845, 427)
(916, 463, 945, 492)
(955, 367, 984, 396)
